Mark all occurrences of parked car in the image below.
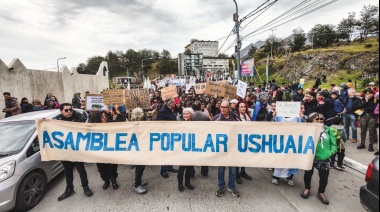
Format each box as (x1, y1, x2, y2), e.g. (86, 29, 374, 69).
(360, 156, 379, 212)
(0, 109, 88, 211)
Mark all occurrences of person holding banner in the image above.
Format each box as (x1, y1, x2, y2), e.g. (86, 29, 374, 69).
(156, 97, 179, 178)
(130, 108, 149, 194)
(235, 101, 253, 184)
(95, 111, 120, 191)
(213, 100, 241, 198)
(54, 103, 93, 201)
(301, 112, 337, 205)
(177, 108, 195, 192)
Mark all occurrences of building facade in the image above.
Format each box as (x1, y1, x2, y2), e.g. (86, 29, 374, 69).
(177, 53, 204, 77)
(185, 39, 218, 57)
(203, 57, 229, 79)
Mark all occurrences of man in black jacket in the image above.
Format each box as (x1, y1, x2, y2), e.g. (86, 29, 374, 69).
(357, 89, 378, 152)
(344, 89, 361, 143)
(292, 88, 305, 102)
(303, 91, 318, 117)
(54, 103, 93, 201)
(156, 97, 179, 178)
(318, 91, 337, 122)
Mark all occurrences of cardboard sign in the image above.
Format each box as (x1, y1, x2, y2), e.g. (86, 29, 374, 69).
(102, 89, 126, 106)
(205, 81, 237, 99)
(161, 86, 178, 101)
(125, 89, 151, 111)
(223, 84, 237, 99)
(276, 102, 301, 118)
(195, 83, 206, 95)
(236, 80, 248, 99)
(85, 94, 107, 111)
(205, 81, 224, 97)
(37, 119, 322, 170)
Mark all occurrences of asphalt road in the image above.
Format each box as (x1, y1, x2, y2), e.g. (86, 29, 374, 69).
(29, 163, 366, 212)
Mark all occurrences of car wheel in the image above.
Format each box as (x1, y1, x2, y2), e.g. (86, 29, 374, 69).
(14, 172, 46, 211)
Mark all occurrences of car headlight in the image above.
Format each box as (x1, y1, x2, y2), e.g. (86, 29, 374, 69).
(0, 160, 16, 182)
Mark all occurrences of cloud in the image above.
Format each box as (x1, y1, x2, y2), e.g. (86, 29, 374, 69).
(0, 0, 378, 69)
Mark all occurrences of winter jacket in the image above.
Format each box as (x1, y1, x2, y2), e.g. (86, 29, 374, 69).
(156, 105, 176, 121)
(358, 97, 377, 117)
(54, 110, 87, 123)
(3, 97, 20, 117)
(20, 102, 33, 113)
(318, 97, 337, 120)
(333, 99, 345, 114)
(304, 100, 318, 116)
(344, 96, 361, 115)
(315, 125, 337, 161)
(292, 93, 304, 102)
(72, 94, 81, 109)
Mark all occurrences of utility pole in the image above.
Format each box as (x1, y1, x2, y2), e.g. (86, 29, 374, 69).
(233, 0, 241, 81)
(270, 29, 276, 59)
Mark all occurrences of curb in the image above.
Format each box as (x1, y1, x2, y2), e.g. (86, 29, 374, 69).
(343, 157, 368, 174)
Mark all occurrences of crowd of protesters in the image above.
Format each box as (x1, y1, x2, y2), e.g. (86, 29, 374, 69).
(2, 78, 379, 204)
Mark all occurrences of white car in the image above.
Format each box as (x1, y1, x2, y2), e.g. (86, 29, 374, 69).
(0, 109, 88, 211)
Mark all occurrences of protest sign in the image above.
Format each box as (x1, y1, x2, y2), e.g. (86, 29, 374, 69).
(205, 81, 237, 99)
(189, 77, 196, 86)
(241, 58, 254, 76)
(161, 86, 178, 101)
(36, 120, 322, 170)
(85, 94, 107, 111)
(102, 89, 126, 106)
(236, 80, 248, 99)
(276, 102, 301, 118)
(205, 81, 224, 97)
(195, 83, 206, 95)
(125, 89, 151, 111)
(223, 83, 238, 99)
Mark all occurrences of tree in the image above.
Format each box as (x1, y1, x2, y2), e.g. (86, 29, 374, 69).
(308, 24, 337, 48)
(358, 4, 379, 41)
(337, 12, 359, 44)
(184, 49, 191, 55)
(157, 59, 178, 75)
(160, 49, 172, 60)
(86, 56, 105, 75)
(76, 63, 88, 74)
(248, 45, 258, 56)
(291, 28, 307, 52)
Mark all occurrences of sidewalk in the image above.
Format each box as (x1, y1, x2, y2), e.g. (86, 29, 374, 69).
(342, 128, 378, 174)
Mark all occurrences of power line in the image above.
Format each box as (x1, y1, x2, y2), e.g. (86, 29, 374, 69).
(241, 1, 278, 32)
(243, 0, 338, 40)
(250, 0, 316, 35)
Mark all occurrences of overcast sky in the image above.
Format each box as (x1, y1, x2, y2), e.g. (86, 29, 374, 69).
(0, 0, 377, 70)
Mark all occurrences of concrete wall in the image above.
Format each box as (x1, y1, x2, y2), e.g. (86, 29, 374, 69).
(0, 58, 109, 119)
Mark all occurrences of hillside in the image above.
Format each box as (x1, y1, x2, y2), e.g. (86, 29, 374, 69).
(254, 38, 379, 90)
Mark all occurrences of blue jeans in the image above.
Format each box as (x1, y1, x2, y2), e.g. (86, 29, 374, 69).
(218, 167, 236, 190)
(344, 114, 357, 139)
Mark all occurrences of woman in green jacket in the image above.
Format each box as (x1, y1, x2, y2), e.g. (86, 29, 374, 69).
(301, 112, 337, 205)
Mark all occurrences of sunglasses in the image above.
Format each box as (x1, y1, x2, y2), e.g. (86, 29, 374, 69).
(63, 109, 73, 112)
(315, 118, 324, 121)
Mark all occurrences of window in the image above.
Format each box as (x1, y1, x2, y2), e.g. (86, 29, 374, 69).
(26, 136, 40, 158)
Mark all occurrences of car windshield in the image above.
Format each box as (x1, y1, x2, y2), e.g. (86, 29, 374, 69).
(0, 121, 36, 155)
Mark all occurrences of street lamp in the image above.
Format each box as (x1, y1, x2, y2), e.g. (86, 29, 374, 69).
(141, 57, 153, 78)
(57, 57, 67, 73)
(270, 29, 277, 59)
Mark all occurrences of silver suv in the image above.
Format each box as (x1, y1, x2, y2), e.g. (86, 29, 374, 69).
(0, 109, 88, 211)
